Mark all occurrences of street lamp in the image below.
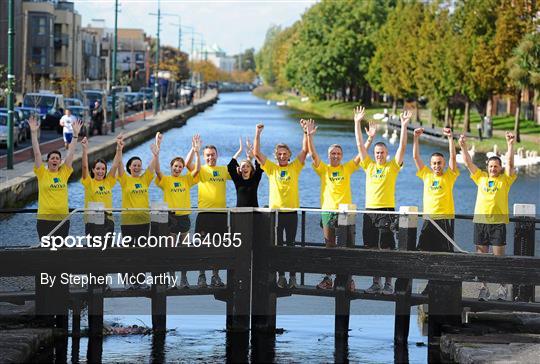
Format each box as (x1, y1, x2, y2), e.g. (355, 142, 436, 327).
(111, 0, 119, 132)
(6, 0, 15, 169)
(149, 0, 161, 115)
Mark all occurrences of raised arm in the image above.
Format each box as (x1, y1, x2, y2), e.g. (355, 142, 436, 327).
(184, 134, 198, 171)
(305, 119, 320, 167)
(81, 137, 89, 179)
(395, 110, 411, 165)
(253, 123, 267, 165)
(505, 131, 515, 176)
(297, 119, 309, 164)
(443, 128, 457, 172)
(364, 120, 376, 151)
(233, 137, 243, 160)
(115, 134, 125, 177)
(354, 106, 368, 162)
(412, 128, 425, 171)
(458, 135, 478, 174)
(191, 134, 201, 177)
(29, 116, 42, 168)
(64, 119, 82, 169)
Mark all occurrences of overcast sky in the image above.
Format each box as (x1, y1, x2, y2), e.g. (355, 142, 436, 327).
(75, 0, 316, 55)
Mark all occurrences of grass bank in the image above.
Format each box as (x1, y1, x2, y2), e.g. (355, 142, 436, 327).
(253, 86, 540, 153)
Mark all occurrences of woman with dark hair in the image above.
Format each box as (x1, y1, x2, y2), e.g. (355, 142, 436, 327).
(117, 135, 159, 289)
(81, 134, 123, 236)
(29, 115, 82, 240)
(227, 137, 263, 207)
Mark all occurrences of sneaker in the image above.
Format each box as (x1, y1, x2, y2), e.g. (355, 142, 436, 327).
(211, 274, 225, 287)
(288, 275, 297, 289)
(178, 276, 189, 289)
(478, 286, 490, 301)
(495, 285, 508, 301)
(276, 275, 287, 289)
(382, 282, 393, 295)
(317, 276, 333, 290)
(347, 278, 356, 292)
(365, 282, 382, 294)
(198, 274, 208, 288)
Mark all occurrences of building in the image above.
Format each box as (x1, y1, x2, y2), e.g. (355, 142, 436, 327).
(116, 28, 148, 79)
(197, 44, 236, 73)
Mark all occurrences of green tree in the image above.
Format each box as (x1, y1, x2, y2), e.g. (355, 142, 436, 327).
(235, 48, 256, 72)
(255, 25, 283, 86)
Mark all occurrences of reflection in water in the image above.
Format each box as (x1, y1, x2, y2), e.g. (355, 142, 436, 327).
(251, 331, 276, 363)
(87, 336, 103, 364)
(226, 331, 249, 363)
(334, 335, 349, 363)
(151, 332, 166, 364)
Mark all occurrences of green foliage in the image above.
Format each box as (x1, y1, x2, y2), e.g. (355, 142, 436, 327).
(508, 32, 540, 97)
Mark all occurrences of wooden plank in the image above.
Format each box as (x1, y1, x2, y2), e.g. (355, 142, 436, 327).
(268, 246, 540, 284)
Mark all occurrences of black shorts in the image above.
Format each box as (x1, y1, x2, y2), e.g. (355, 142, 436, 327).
(169, 213, 191, 234)
(474, 223, 506, 246)
(36, 219, 70, 240)
(195, 212, 228, 236)
(362, 208, 396, 250)
(417, 219, 454, 252)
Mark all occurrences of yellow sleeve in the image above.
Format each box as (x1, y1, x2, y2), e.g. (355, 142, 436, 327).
(81, 175, 91, 187)
(416, 166, 429, 180)
(155, 175, 166, 189)
(344, 159, 360, 174)
(470, 169, 485, 185)
(262, 159, 277, 174)
(359, 156, 372, 170)
(187, 173, 197, 187)
(33, 164, 45, 178)
(292, 158, 304, 173)
(118, 172, 128, 186)
(312, 161, 326, 176)
(106, 174, 117, 189)
(447, 167, 460, 182)
(59, 164, 73, 181)
(143, 169, 154, 186)
(504, 173, 517, 186)
(224, 166, 232, 180)
(390, 158, 401, 172)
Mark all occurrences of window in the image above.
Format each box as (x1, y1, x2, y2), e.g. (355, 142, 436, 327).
(37, 17, 47, 35)
(32, 47, 46, 66)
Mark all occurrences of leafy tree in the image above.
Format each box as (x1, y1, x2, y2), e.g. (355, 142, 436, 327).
(160, 46, 190, 81)
(235, 48, 256, 72)
(192, 60, 226, 83)
(255, 25, 283, 86)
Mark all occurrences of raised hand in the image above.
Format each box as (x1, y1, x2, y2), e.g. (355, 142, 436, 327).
(442, 128, 453, 138)
(238, 137, 243, 152)
(354, 106, 365, 123)
(505, 131, 515, 145)
(414, 128, 424, 137)
(81, 137, 88, 150)
(29, 115, 40, 133)
(305, 119, 317, 135)
(116, 134, 125, 150)
(192, 134, 201, 152)
(255, 123, 264, 135)
(155, 132, 163, 148)
(150, 143, 159, 156)
(458, 134, 467, 149)
(245, 137, 254, 159)
(72, 119, 83, 136)
(400, 110, 412, 125)
(365, 120, 377, 138)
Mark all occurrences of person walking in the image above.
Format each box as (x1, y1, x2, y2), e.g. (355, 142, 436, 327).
(59, 108, 77, 150)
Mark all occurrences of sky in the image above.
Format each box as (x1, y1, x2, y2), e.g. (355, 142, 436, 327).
(74, 0, 317, 55)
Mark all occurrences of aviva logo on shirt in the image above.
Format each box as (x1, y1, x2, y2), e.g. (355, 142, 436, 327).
(174, 182, 181, 187)
(371, 168, 385, 179)
(209, 170, 225, 182)
(329, 171, 344, 182)
(171, 181, 185, 193)
(50, 177, 66, 189)
(131, 183, 147, 194)
(483, 180, 499, 193)
(278, 170, 291, 182)
(95, 185, 111, 195)
(430, 180, 442, 191)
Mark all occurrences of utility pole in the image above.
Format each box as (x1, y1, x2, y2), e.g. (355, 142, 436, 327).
(149, 0, 161, 115)
(111, 0, 119, 132)
(6, 0, 15, 169)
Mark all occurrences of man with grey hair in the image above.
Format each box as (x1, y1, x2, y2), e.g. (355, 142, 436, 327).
(305, 119, 375, 290)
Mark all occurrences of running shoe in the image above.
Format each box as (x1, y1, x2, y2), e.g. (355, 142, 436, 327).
(317, 276, 333, 290)
(365, 282, 382, 294)
(495, 285, 508, 301)
(478, 286, 490, 301)
(198, 273, 208, 288)
(276, 275, 287, 289)
(211, 274, 225, 287)
(382, 282, 394, 295)
(288, 275, 297, 289)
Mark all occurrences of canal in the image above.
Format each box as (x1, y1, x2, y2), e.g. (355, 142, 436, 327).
(1, 92, 540, 362)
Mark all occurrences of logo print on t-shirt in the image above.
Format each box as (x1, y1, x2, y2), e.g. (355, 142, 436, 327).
(332, 172, 339, 177)
(135, 183, 142, 189)
(174, 182, 180, 187)
(376, 168, 383, 175)
(213, 171, 219, 177)
(53, 177, 60, 183)
(280, 171, 287, 177)
(99, 186, 105, 191)
(432, 180, 439, 187)
(488, 180, 494, 188)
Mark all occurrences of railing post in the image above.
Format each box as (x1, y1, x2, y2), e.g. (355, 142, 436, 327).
(251, 210, 277, 333)
(150, 202, 169, 333)
(334, 204, 356, 339)
(87, 202, 105, 337)
(513, 203, 536, 302)
(394, 206, 417, 346)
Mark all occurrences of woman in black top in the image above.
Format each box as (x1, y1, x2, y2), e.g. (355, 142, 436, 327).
(227, 138, 263, 207)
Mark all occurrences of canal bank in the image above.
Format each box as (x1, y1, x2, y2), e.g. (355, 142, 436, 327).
(0, 90, 218, 209)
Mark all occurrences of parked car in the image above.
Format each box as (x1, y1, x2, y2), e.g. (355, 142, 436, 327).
(64, 98, 84, 108)
(22, 92, 64, 132)
(0, 113, 21, 147)
(124, 92, 142, 111)
(16, 107, 40, 140)
(0, 108, 27, 143)
(138, 87, 154, 108)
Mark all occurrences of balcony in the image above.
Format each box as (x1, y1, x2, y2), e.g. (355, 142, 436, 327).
(54, 34, 69, 47)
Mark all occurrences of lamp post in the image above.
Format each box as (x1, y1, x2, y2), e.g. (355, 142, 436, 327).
(6, 0, 15, 169)
(149, 0, 161, 115)
(111, 0, 119, 132)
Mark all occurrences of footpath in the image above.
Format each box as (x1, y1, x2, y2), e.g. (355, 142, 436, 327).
(0, 90, 218, 209)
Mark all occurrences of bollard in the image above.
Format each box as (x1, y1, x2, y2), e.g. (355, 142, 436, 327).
(394, 206, 417, 346)
(513, 204, 536, 302)
(150, 202, 169, 332)
(335, 204, 356, 339)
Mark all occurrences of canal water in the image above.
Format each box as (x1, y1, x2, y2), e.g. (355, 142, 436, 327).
(2, 92, 540, 362)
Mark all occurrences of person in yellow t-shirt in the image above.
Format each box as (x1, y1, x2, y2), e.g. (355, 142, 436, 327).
(155, 133, 201, 289)
(305, 118, 375, 290)
(117, 137, 159, 289)
(185, 143, 231, 288)
(81, 135, 123, 236)
(459, 132, 516, 301)
(354, 106, 411, 295)
(30, 115, 82, 240)
(253, 121, 308, 289)
(413, 127, 459, 255)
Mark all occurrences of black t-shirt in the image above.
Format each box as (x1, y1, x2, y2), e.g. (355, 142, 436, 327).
(227, 158, 263, 207)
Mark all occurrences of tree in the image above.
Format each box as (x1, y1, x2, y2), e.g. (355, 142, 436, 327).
(235, 48, 256, 72)
(192, 60, 226, 83)
(160, 46, 190, 81)
(508, 32, 540, 142)
(255, 25, 283, 86)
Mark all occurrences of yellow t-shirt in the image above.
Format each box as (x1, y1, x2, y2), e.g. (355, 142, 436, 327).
(197, 165, 231, 209)
(313, 160, 359, 210)
(118, 170, 154, 225)
(471, 170, 516, 224)
(359, 156, 401, 208)
(34, 164, 73, 221)
(416, 166, 459, 219)
(156, 174, 197, 215)
(81, 174, 116, 222)
(262, 159, 304, 209)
